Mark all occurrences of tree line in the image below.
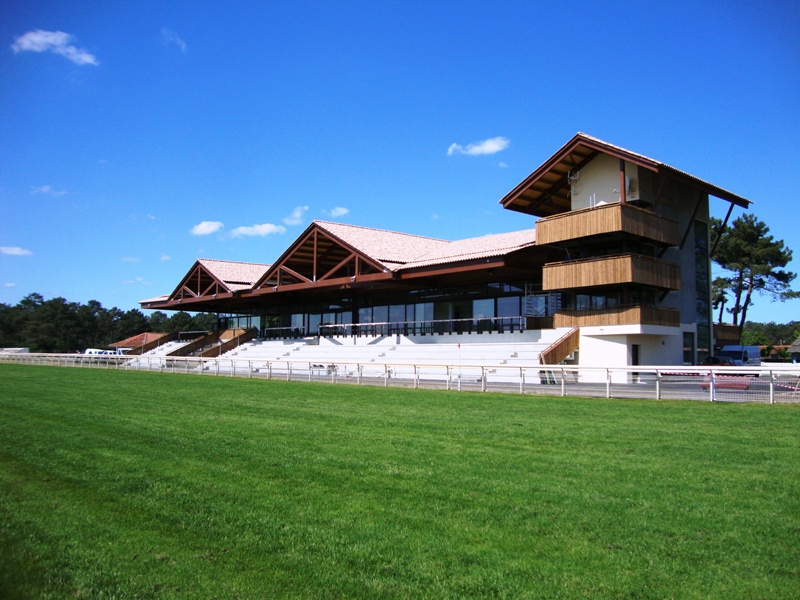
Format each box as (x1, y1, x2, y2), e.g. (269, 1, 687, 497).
(0, 293, 216, 353)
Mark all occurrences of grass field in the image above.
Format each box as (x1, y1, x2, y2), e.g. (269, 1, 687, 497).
(1, 364, 799, 598)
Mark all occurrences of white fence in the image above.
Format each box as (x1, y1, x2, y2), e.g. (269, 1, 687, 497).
(2, 352, 799, 404)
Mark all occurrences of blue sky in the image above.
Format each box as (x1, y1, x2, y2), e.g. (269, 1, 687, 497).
(2, 0, 799, 325)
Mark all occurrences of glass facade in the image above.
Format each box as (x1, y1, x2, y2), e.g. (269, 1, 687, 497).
(249, 282, 529, 337)
(694, 220, 711, 363)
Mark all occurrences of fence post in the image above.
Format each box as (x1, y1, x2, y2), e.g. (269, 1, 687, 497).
(606, 369, 611, 398)
(709, 371, 715, 402)
(769, 370, 775, 405)
(520, 368, 524, 395)
(656, 370, 662, 400)
(561, 368, 566, 397)
(481, 367, 486, 392)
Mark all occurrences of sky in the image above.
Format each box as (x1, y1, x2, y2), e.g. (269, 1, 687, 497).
(1, 0, 799, 325)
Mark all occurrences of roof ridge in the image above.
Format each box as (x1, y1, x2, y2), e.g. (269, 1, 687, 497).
(198, 258, 271, 267)
(456, 227, 537, 242)
(313, 220, 449, 243)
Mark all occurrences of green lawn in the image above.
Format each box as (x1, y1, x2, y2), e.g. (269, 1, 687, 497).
(1, 364, 799, 599)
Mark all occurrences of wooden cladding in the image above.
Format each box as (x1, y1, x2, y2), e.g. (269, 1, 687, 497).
(542, 254, 681, 291)
(540, 327, 580, 365)
(554, 306, 680, 328)
(535, 203, 679, 246)
(713, 323, 741, 346)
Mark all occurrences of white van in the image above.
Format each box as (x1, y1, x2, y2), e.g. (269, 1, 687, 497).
(718, 345, 762, 367)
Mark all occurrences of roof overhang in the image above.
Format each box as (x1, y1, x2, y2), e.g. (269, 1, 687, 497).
(500, 132, 751, 218)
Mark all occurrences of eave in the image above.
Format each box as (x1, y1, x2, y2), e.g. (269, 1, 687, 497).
(500, 132, 751, 218)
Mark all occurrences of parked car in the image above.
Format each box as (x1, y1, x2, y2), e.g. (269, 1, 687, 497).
(700, 356, 736, 367)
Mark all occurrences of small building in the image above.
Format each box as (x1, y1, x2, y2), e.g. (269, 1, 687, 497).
(110, 332, 169, 354)
(789, 336, 800, 364)
(141, 133, 752, 369)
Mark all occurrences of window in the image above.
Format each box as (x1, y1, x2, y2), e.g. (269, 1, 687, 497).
(373, 305, 388, 323)
(683, 331, 695, 365)
(389, 304, 405, 323)
(473, 298, 495, 320)
(497, 296, 519, 318)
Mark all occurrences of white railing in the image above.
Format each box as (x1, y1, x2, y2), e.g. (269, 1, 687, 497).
(2, 352, 799, 404)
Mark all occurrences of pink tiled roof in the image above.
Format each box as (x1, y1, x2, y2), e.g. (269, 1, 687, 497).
(402, 228, 537, 269)
(197, 259, 271, 291)
(316, 220, 536, 271)
(111, 332, 167, 348)
(314, 221, 451, 269)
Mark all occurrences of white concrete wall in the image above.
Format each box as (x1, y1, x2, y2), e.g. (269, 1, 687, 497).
(577, 325, 688, 381)
(570, 154, 640, 209)
(318, 328, 563, 347)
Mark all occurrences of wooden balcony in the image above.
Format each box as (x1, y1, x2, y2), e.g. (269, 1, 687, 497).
(543, 254, 681, 291)
(713, 323, 740, 346)
(554, 306, 680, 328)
(535, 203, 679, 246)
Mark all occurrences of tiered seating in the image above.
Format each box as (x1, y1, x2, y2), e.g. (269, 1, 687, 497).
(144, 340, 191, 357)
(207, 329, 573, 384)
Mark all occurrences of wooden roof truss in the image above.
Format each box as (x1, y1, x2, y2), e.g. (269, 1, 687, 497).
(254, 226, 389, 292)
(170, 262, 231, 301)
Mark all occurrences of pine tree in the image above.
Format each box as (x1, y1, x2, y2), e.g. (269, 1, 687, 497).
(710, 213, 797, 334)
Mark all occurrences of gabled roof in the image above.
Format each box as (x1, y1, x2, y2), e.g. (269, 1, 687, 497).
(500, 132, 752, 217)
(197, 259, 271, 291)
(789, 336, 800, 353)
(169, 258, 271, 303)
(248, 220, 539, 293)
(314, 221, 451, 269)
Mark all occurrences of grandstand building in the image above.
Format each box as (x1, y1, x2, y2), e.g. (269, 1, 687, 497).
(140, 133, 751, 369)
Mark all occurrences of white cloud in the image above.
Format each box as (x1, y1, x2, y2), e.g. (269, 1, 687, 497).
(499, 161, 508, 168)
(121, 257, 141, 262)
(12, 30, 98, 66)
(324, 207, 349, 218)
(283, 205, 309, 226)
(124, 277, 152, 286)
(190, 221, 224, 235)
(161, 28, 186, 53)
(1, 246, 33, 256)
(160, 254, 171, 261)
(3, 283, 17, 288)
(231, 223, 286, 237)
(447, 136, 510, 156)
(31, 185, 67, 197)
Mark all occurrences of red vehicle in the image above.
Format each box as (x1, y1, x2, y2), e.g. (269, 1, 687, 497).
(701, 356, 737, 367)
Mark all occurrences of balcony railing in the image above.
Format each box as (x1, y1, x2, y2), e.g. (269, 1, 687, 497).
(553, 305, 680, 328)
(320, 316, 527, 337)
(543, 253, 681, 291)
(261, 317, 529, 339)
(535, 202, 679, 246)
